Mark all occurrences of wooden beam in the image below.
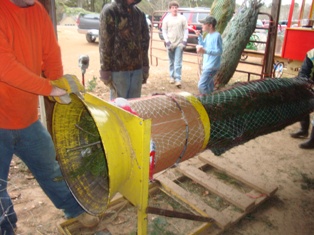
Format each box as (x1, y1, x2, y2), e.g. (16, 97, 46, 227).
(263, 0, 281, 77)
(38, 0, 57, 33)
(38, 0, 57, 136)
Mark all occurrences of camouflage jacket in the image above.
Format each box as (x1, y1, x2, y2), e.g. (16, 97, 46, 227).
(99, 0, 149, 73)
(299, 48, 314, 81)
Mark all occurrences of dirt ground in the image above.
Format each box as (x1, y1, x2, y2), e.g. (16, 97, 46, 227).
(7, 26, 314, 235)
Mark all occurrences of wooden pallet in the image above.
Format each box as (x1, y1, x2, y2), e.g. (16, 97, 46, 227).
(58, 150, 277, 235)
(155, 150, 278, 235)
(57, 193, 128, 235)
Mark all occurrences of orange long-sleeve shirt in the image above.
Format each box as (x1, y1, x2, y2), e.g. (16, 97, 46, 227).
(0, 0, 63, 129)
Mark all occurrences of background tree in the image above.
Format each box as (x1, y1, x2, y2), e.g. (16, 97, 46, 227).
(214, 0, 264, 87)
(211, 0, 235, 34)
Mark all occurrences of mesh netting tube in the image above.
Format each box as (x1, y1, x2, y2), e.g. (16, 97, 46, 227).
(129, 92, 210, 173)
(199, 78, 314, 155)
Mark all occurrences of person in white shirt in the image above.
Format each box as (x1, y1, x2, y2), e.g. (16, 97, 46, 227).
(162, 1, 188, 88)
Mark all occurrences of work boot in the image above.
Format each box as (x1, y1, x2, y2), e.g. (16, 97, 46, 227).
(299, 127, 314, 149)
(291, 115, 310, 138)
(76, 212, 100, 228)
(290, 130, 309, 138)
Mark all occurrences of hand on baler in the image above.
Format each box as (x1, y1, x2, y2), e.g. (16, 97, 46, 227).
(49, 74, 85, 104)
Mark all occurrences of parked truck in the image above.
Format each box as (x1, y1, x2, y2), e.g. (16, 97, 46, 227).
(76, 12, 152, 43)
(76, 13, 100, 43)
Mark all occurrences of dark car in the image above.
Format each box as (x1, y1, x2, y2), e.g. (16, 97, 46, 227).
(76, 13, 100, 43)
(77, 13, 100, 33)
(76, 12, 152, 43)
(158, 7, 210, 44)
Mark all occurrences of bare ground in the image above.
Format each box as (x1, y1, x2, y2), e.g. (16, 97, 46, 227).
(8, 26, 314, 235)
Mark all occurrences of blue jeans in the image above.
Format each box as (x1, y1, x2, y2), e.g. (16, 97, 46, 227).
(111, 69, 143, 100)
(198, 69, 218, 95)
(0, 120, 84, 233)
(167, 46, 183, 82)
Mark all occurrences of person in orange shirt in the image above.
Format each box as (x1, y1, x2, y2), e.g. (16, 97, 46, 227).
(0, 0, 98, 234)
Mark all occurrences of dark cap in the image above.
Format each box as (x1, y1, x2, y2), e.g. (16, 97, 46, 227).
(199, 16, 217, 27)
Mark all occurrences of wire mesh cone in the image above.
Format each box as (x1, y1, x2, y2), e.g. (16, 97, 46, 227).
(52, 95, 110, 215)
(53, 95, 146, 216)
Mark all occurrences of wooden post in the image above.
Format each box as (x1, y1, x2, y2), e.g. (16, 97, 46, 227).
(38, 0, 57, 135)
(263, 0, 281, 78)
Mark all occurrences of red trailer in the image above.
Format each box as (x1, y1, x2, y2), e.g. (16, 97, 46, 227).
(281, 0, 314, 68)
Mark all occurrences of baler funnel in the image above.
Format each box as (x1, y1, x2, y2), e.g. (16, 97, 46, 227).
(52, 93, 151, 215)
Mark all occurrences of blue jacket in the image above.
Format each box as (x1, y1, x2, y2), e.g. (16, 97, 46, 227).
(198, 31, 223, 70)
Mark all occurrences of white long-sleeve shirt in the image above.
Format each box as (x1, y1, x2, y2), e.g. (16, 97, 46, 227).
(162, 14, 188, 48)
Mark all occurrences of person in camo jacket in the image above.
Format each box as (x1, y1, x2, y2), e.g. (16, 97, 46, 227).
(99, 0, 150, 100)
(290, 48, 314, 149)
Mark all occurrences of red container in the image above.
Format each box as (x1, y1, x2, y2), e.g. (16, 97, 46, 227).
(281, 28, 314, 61)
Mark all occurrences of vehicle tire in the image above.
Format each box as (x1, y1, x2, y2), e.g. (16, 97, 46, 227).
(273, 62, 284, 78)
(86, 34, 96, 43)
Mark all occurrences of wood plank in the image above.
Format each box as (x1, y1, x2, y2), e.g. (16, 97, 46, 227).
(221, 189, 269, 227)
(156, 157, 207, 182)
(156, 174, 230, 229)
(188, 222, 221, 235)
(177, 164, 256, 212)
(198, 151, 278, 196)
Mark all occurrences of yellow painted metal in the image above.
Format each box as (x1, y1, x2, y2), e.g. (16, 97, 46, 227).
(53, 94, 110, 214)
(85, 93, 151, 234)
(53, 92, 151, 234)
(83, 93, 136, 196)
(115, 116, 151, 234)
(179, 92, 210, 149)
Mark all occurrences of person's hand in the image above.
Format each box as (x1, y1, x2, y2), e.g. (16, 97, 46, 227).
(49, 87, 71, 104)
(142, 66, 149, 84)
(178, 41, 187, 50)
(195, 30, 201, 36)
(196, 45, 205, 54)
(50, 74, 85, 94)
(49, 74, 85, 104)
(100, 70, 113, 87)
(165, 41, 172, 50)
(50, 86, 67, 96)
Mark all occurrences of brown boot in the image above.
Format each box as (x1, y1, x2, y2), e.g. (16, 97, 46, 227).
(76, 212, 100, 228)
